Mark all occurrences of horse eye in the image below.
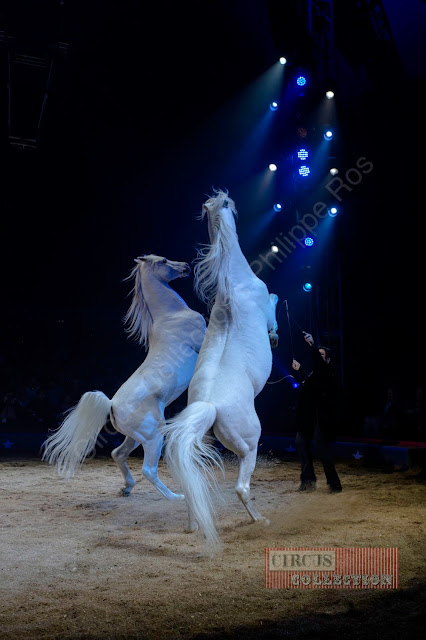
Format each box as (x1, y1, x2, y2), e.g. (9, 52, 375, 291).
(162, 258, 167, 263)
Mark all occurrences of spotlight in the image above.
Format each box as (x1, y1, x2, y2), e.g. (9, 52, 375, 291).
(297, 148, 309, 160)
(271, 245, 279, 253)
(292, 382, 299, 389)
(269, 163, 277, 172)
(326, 91, 334, 99)
(269, 101, 278, 111)
(324, 130, 333, 140)
(297, 76, 306, 86)
(304, 237, 314, 246)
(298, 165, 310, 177)
(273, 203, 282, 212)
(279, 57, 287, 65)
(329, 167, 338, 175)
(303, 282, 312, 292)
(328, 207, 338, 217)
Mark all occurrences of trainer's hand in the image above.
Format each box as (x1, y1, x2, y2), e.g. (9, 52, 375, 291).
(292, 359, 301, 371)
(303, 331, 314, 346)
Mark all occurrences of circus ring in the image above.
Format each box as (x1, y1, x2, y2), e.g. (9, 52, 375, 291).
(1, 438, 425, 640)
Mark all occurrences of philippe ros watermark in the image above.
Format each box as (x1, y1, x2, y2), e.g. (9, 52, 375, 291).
(264, 547, 399, 589)
(251, 156, 373, 275)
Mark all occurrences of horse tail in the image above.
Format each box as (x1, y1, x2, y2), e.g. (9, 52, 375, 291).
(42, 391, 112, 479)
(162, 401, 224, 553)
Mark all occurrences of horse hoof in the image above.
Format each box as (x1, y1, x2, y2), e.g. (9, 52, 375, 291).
(185, 525, 199, 533)
(171, 493, 185, 501)
(120, 487, 132, 497)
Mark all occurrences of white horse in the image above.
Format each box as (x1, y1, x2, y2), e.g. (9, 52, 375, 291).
(161, 191, 279, 551)
(42, 254, 206, 501)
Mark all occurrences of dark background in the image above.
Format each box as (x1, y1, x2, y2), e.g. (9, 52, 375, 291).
(1, 0, 425, 440)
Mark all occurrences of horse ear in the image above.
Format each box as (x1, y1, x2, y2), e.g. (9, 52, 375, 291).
(135, 256, 147, 263)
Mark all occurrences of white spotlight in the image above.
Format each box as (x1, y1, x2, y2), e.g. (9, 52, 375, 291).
(324, 130, 333, 140)
(279, 57, 287, 65)
(330, 167, 339, 176)
(271, 245, 279, 253)
(326, 91, 335, 99)
(269, 163, 277, 172)
(329, 207, 338, 217)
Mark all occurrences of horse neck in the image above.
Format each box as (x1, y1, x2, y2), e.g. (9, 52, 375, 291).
(141, 270, 188, 322)
(226, 238, 257, 285)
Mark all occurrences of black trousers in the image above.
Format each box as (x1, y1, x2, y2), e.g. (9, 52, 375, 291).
(295, 424, 341, 486)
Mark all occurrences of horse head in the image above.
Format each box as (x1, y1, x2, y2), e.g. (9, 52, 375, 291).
(136, 254, 190, 282)
(201, 190, 237, 243)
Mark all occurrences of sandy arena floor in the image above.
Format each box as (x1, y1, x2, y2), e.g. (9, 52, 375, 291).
(0, 454, 425, 639)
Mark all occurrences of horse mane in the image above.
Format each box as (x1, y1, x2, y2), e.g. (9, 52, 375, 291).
(194, 189, 238, 312)
(123, 258, 153, 350)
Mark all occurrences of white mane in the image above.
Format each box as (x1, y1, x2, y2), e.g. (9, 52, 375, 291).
(123, 257, 153, 349)
(193, 189, 238, 313)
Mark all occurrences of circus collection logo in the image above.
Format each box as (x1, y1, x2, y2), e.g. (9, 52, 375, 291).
(264, 547, 399, 589)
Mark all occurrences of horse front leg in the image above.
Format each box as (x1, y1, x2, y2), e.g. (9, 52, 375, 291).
(141, 432, 185, 501)
(268, 293, 279, 348)
(111, 436, 140, 496)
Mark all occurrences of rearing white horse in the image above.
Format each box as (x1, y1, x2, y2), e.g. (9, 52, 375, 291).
(42, 254, 206, 501)
(161, 191, 279, 551)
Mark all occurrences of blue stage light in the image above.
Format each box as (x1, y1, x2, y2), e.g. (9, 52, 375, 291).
(324, 130, 333, 140)
(297, 76, 306, 86)
(292, 382, 300, 389)
(303, 282, 312, 292)
(269, 163, 277, 172)
(273, 203, 282, 212)
(269, 101, 278, 111)
(328, 206, 338, 217)
(298, 165, 310, 177)
(304, 237, 314, 246)
(279, 57, 287, 65)
(297, 148, 309, 160)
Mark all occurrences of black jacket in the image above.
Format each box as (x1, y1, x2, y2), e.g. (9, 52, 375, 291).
(294, 346, 340, 441)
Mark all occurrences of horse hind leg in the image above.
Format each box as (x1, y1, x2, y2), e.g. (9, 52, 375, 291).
(141, 432, 185, 501)
(236, 447, 269, 524)
(111, 436, 140, 496)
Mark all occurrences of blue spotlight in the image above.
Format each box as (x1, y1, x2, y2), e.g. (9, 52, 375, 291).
(297, 148, 309, 160)
(304, 237, 314, 247)
(324, 130, 333, 140)
(298, 165, 310, 177)
(292, 382, 300, 389)
(328, 206, 338, 217)
(269, 101, 279, 111)
(303, 282, 312, 292)
(279, 57, 287, 65)
(297, 76, 307, 86)
(273, 203, 282, 212)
